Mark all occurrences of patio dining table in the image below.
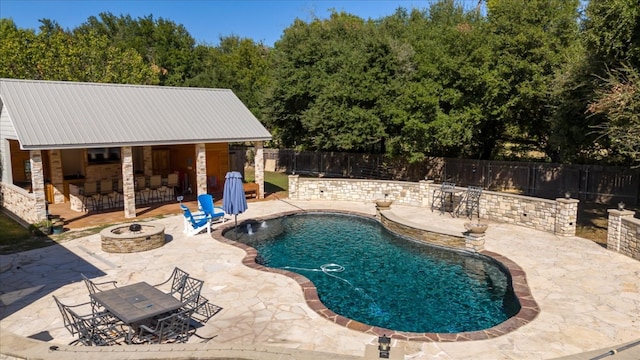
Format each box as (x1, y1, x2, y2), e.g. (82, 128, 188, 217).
(90, 282, 183, 343)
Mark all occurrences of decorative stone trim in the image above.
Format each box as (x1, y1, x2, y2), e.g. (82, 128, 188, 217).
(212, 209, 539, 342)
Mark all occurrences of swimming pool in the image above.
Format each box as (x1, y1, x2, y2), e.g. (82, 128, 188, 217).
(226, 212, 520, 334)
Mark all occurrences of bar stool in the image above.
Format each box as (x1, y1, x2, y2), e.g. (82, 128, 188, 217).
(81, 181, 99, 212)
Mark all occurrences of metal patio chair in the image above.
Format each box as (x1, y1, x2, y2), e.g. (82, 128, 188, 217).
(80, 273, 118, 313)
(431, 181, 456, 213)
(153, 267, 189, 298)
(53, 295, 126, 346)
(135, 306, 196, 344)
(459, 186, 483, 219)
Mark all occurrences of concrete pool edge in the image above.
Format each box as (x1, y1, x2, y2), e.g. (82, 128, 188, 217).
(211, 209, 541, 343)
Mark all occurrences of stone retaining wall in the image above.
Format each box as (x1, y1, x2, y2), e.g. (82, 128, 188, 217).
(0, 184, 39, 224)
(607, 209, 640, 261)
(289, 176, 578, 236)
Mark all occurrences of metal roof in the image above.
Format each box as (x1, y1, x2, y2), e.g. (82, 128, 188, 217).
(0, 78, 272, 150)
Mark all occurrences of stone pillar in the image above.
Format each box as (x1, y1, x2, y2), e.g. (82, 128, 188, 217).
(288, 175, 299, 200)
(48, 149, 65, 204)
(464, 232, 485, 252)
(143, 146, 153, 176)
(554, 198, 579, 236)
(254, 141, 265, 199)
(607, 208, 635, 252)
(30, 150, 48, 221)
(419, 180, 433, 208)
(122, 146, 136, 218)
(195, 143, 207, 195)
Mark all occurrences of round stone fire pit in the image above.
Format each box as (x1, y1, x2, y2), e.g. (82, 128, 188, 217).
(100, 223, 165, 253)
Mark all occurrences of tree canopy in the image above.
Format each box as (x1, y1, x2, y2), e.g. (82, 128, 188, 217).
(1, 0, 638, 166)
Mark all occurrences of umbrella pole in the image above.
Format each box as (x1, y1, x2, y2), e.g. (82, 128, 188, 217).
(234, 215, 238, 240)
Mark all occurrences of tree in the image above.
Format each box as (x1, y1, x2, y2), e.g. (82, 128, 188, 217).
(76, 12, 196, 85)
(485, 0, 581, 160)
(549, 0, 640, 164)
(0, 18, 156, 84)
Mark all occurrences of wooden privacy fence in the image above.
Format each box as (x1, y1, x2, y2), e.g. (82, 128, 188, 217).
(236, 147, 639, 205)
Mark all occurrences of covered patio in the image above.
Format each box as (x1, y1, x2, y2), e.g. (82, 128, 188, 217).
(0, 78, 271, 226)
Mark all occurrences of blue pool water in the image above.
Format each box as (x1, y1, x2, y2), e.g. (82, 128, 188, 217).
(229, 213, 520, 333)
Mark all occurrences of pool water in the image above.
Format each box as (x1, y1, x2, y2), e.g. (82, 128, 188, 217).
(232, 213, 520, 333)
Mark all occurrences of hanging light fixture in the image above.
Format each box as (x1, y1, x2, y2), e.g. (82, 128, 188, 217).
(378, 334, 391, 358)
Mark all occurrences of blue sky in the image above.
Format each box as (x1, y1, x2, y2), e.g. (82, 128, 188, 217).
(0, 0, 482, 47)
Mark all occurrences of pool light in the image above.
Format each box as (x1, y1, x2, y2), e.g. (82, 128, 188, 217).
(378, 334, 391, 358)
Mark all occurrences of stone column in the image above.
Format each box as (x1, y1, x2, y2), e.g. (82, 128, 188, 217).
(607, 208, 635, 252)
(122, 146, 136, 218)
(143, 146, 153, 176)
(30, 150, 48, 221)
(254, 141, 265, 199)
(288, 175, 299, 200)
(48, 149, 65, 204)
(554, 198, 579, 236)
(195, 143, 207, 195)
(419, 180, 433, 208)
(464, 232, 485, 252)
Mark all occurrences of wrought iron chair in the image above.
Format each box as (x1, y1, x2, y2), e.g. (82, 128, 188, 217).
(459, 186, 483, 219)
(189, 295, 223, 324)
(153, 267, 189, 298)
(136, 306, 196, 344)
(53, 295, 126, 346)
(179, 277, 204, 306)
(431, 181, 456, 213)
(80, 273, 118, 313)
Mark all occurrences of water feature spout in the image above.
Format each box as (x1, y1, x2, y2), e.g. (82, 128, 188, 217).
(261, 221, 267, 228)
(247, 223, 253, 235)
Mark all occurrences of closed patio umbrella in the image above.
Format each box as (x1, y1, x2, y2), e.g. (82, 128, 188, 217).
(222, 171, 248, 233)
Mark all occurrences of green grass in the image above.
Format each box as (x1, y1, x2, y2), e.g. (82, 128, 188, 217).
(0, 212, 57, 254)
(244, 169, 289, 196)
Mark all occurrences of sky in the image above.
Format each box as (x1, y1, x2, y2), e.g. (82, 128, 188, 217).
(0, 0, 482, 47)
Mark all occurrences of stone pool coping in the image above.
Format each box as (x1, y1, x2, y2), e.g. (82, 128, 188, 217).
(211, 209, 540, 342)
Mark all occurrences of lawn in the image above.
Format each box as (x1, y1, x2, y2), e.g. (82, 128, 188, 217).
(0, 213, 57, 254)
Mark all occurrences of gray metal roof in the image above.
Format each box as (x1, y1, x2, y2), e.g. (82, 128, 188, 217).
(0, 78, 272, 150)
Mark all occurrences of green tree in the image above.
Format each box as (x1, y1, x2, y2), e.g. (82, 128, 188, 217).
(485, 0, 581, 160)
(76, 12, 196, 85)
(550, 0, 639, 164)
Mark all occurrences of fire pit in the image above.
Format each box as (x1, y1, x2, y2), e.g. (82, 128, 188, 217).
(100, 223, 165, 253)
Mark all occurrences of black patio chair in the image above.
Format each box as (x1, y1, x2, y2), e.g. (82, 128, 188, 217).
(179, 276, 204, 306)
(460, 186, 483, 219)
(154, 267, 190, 298)
(81, 273, 118, 312)
(53, 295, 126, 346)
(136, 306, 196, 344)
(431, 181, 456, 213)
(189, 295, 223, 324)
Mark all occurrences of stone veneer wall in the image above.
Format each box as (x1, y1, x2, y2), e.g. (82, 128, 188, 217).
(289, 176, 578, 236)
(607, 209, 640, 261)
(0, 184, 40, 224)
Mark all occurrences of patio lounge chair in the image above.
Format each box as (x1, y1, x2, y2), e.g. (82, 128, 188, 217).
(181, 205, 212, 236)
(197, 194, 226, 224)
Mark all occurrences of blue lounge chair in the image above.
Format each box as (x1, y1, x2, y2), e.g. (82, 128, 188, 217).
(181, 205, 211, 236)
(197, 194, 226, 224)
